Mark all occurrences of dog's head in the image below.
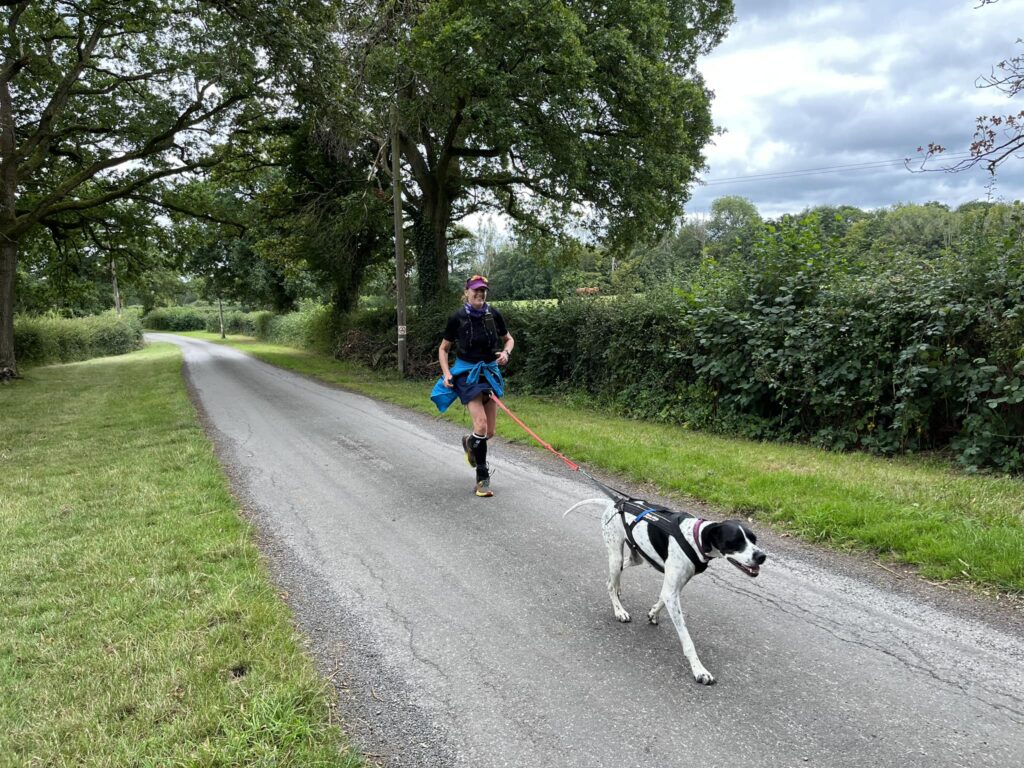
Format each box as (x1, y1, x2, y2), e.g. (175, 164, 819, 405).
(701, 520, 767, 577)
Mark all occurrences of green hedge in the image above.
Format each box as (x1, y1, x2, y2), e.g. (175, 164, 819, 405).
(142, 306, 271, 336)
(142, 303, 330, 348)
(14, 312, 144, 366)
(336, 213, 1024, 474)
(261, 302, 334, 353)
(142, 306, 211, 331)
(202, 310, 273, 337)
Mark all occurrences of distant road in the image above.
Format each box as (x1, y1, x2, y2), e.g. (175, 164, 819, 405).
(149, 333, 1024, 768)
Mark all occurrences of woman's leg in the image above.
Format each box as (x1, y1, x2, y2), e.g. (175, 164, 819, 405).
(466, 395, 489, 436)
(484, 396, 497, 438)
(465, 396, 490, 475)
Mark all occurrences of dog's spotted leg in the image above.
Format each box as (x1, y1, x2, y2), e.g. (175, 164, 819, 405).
(606, 546, 631, 622)
(608, 578, 631, 622)
(647, 598, 664, 625)
(662, 589, 714, 685)
(603, 513, 631, 622)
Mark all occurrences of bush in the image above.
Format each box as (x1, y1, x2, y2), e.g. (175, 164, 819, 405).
(334, 296, 474, 377)
(202, 310, 270, 336)
(143, 306, 210, 331)
(263, 302, 334, 353)
(15, 311, 144, 366)
(332, 209, 1024, 473)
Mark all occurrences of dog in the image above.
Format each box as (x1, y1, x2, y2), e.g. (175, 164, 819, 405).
(565, 497, 767, 685)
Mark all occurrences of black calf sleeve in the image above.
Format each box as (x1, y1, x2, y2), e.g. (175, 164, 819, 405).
(470, 432, 488, 472)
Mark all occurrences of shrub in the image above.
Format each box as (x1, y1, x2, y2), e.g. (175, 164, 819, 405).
(143, 306, 210, 331)
(263, 302, 334, 353)
(14, 311, 143, 366)
(202, 310, 269, 336)
(330, 210, 1024, 473)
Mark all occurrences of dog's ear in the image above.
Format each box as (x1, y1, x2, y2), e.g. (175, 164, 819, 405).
(701, 522, 724, 553)
(702, 521, 747, 555)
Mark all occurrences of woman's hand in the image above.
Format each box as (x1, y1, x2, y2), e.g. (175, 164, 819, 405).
(497, 350, 510, 366)
(443, 373, 453, 388)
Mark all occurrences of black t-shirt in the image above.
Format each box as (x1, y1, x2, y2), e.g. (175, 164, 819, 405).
(443, 306, 508, 363)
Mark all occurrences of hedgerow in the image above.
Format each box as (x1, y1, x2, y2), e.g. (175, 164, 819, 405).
(142, 306, 271, 337)
(14, 312, 144, 366)
(142, 306, 210, 331)
(332, 206, 1024, 473)
(261, 301, 334, 353)
(202, 310, 273, 336)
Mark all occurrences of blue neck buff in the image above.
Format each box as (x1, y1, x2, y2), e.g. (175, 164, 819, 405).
(464, 301, 489, 317)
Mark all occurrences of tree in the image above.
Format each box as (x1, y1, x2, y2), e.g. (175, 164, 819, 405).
(344, 0, 735, 303)
(16, 193, 179, 316)
(165, 116, 393, 317)
(704, 195, 762, 260)
(797, 204, 867, 242)
(268, 122, 392, 315)
(486, 240, 557, 300)
(0, 0, 335, 379)
(918, 0, 1022, 174)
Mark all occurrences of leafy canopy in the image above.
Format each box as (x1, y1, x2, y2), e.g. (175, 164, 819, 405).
(348, 0, 734, 273)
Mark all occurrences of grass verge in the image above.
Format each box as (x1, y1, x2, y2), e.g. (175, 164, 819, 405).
(184, 332, 1024, 595)
(0, 344, 361, 767)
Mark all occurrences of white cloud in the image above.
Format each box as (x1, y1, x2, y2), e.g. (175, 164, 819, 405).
(688, 0, 1024, 218)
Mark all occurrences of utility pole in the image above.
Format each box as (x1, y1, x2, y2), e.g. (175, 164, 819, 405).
(391, 102, 409, 374)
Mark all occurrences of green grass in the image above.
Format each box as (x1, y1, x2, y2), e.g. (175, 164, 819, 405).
(183, 332, 1024, 594)
(0, 345, 362, 767)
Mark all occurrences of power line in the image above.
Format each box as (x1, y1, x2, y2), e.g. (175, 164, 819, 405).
(701, 152, 977, 186)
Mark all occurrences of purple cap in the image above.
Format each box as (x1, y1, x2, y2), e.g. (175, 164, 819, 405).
(465, 275, 489, 290)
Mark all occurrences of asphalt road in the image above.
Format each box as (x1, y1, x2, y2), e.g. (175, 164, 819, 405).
(149, 334, 1024, 768)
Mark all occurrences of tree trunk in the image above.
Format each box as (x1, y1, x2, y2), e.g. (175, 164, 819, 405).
(0, 238, 18, 381)
(218, 295, 225, 339)
(412, 211, 436, 303)
(412, 196, 451, 303)
(391, 105, 409, 374)
(111, 258, 122, 315)
(433, 211, 448, 296)
(1, 72, 19, 381)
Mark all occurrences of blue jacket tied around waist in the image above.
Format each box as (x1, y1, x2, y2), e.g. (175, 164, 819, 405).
(431, 358, 505, 412)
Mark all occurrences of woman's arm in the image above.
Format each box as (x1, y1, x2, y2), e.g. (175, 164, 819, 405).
(439, 338, 454, 386)
(497, 333, 514, 366)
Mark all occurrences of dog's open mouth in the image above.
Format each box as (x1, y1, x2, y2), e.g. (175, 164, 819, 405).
(727, 558, 760, 577)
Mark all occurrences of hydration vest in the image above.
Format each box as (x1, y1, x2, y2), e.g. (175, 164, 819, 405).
(456, 307, 501, 359)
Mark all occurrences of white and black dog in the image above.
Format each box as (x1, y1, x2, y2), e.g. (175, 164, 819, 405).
(565, 496, 766, 685)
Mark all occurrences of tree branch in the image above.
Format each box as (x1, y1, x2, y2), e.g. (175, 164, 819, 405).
(130, 192, 246, 230)
(449, 145, 504, 158)
(15, 22, 106, 170)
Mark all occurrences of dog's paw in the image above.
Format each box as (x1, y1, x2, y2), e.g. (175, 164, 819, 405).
(614, 608, 631, 623)
(693, 670, 716, 686)
(646, 609, 659, 625)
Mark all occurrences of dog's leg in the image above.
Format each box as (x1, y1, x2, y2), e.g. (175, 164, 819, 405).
(602, 515, 631, 623)
(659, 571, 714, 685)
(606, 541, 631, 622)
(647, 597, 664, 625)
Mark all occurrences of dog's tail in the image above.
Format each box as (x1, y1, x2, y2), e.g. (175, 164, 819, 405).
(562, 498, 611, 517)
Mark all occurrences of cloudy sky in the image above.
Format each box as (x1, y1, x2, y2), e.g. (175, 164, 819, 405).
(686, 0, 1024, 218)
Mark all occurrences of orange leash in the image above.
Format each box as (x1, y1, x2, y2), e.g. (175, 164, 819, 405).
(490, 394, 625, 500)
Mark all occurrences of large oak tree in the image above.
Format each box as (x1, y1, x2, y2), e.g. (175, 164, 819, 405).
(0, 0, 334, 379)
(344, 0, 735, 301)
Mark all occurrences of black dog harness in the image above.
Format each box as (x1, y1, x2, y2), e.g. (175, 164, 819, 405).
(616, 498, 708, 575)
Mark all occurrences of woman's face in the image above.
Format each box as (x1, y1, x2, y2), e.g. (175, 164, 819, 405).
(466, 287, 488, 308)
